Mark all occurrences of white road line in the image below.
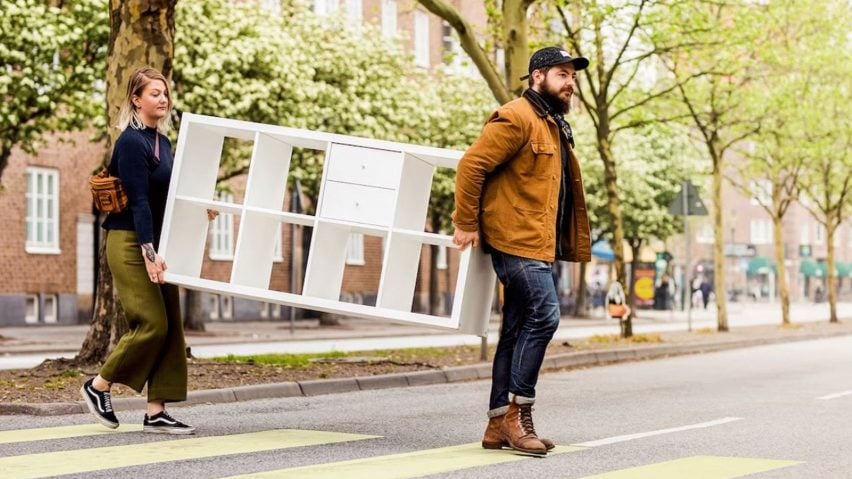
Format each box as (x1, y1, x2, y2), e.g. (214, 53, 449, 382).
(573, 417, 743, 448)
(817, 390, 852, 400)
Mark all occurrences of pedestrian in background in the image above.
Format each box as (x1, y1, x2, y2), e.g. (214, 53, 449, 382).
(452, 46, 591, 455)
(80, 67, 195, 435)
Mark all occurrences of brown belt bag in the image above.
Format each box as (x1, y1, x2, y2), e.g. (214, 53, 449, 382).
(90, 131, 159, 213)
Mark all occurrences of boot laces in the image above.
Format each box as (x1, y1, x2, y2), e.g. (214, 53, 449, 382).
(519, 404, 537, 435)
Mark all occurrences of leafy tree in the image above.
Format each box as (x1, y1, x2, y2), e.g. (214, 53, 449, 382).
(0, 0, 108, 187)
(658, 0, 767, 332)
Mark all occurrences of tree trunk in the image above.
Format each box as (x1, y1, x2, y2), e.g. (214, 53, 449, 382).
(502, 0, 532, 97)
(772, 209, 790, 325)
(183, 289, 206, 331)
(596, 130, 627, 288)
(574, 261, 588, 317)
(77, 0, 177, 364)
(710, 141, 729, 331)
(827, 221, 838, 323)
(628, 241, 641, 317)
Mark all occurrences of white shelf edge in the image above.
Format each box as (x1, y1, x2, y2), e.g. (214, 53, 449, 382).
(391, 228, 456, 247)
(165, 273, 462, 331)
(317, 218, 391, 237)
(174, 195, 243, 215)
(181, 112, 464, 165)
(244, 206, 316, 226)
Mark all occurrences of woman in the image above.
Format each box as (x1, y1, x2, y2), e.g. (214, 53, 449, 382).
(81, 67, 194, 435)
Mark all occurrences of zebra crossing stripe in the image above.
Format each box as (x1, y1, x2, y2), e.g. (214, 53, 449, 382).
(0, 424, 143, 445)
(224, 443, 587, 479)
(575, 456, 802, 479)
(0, 429, 377, 479)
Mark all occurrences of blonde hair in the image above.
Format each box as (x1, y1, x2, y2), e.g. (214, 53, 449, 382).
(116, 67, 173, 132)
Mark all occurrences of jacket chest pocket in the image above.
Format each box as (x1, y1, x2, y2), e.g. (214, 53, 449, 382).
(528, 142, 557, 178)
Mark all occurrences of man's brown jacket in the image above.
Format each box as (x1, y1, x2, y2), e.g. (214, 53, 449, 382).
(452, 95, 591, 263)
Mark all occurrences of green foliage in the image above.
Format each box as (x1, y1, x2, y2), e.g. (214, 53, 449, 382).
(0, 0, 109, 182)
(174, 0, 495, 224)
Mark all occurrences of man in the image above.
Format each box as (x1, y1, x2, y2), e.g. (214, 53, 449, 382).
(452, 47, 592, 455)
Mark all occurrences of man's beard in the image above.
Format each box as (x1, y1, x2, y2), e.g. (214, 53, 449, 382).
(539, 77, 572, 114)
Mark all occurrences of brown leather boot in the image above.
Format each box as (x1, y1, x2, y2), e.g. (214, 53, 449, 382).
(499, 400, 547, 455)
(482, 416, 555, 451)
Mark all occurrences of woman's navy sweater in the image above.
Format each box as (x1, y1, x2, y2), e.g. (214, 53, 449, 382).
(102, 126, 173, 249)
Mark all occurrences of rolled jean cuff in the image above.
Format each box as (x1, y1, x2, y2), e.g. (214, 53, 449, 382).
(510, 393, 535, 405)
(487, 406, 509, 418)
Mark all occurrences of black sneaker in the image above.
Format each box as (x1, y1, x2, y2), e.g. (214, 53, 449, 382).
(80, 378, 119, 429)
(143, 411, 196, 435)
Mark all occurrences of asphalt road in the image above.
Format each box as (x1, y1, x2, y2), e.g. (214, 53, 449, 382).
(1, 335, 850, 478)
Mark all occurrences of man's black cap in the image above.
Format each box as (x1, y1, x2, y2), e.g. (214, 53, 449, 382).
(520, 46, 589, 80)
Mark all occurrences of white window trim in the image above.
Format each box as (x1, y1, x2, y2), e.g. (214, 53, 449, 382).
(800, 223, 810, 245)
(695, 221, 714, 244)
(25, 167, 61, 254)
(221, 295, 234, 320)
(750, 219, 771, 245)
(25, 294, 39, 324)
(345, 0, 362, 25)
(209, 294, 220, 320)
(42, 294, 58, 324)
(749, 180, 772, 206)
(437, 244, 448, 270)
(414, 10, 430, 68)
(346, 232, 365, 265)
(209, 193, 235, 260)
(273, 223, 283, 263)
(381, 0, 397, 38)
(314, 0, 339, 15)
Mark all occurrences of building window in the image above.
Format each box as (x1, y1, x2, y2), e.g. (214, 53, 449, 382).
(25, 167, 60, 254)
(273, 223, 283, 262)
(750, 219, 771, 245)
(346, 232, 365, 265)
(381, 0, 397, 38)
(42, 294, 58, 324)
(437, 244, 448, 270)
(221, 295, 233, 320)
(800, 223, 810, 245)
(345, 0, 362, 25)
(815, 223, 825, 245)
(695, 221, 714, 244)
(414, 10, 430, 68)
(209, 193, 234, 260)
(749, 180, 772, 206)
(313, 0, 339, 15)
(260, 302, 282, 319)
(261, 0, 281, 15)
(209, 294, 220, 320)
(25, 295, 39, 324)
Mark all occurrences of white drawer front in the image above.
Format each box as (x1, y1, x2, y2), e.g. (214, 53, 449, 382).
(326, 144, 403, 189)
(320, 181, 396, 226)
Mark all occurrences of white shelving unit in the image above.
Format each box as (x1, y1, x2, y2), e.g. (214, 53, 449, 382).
(160, 113, 496, 336)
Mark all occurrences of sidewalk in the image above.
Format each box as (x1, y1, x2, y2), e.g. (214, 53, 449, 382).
(1, 301, 850, 369)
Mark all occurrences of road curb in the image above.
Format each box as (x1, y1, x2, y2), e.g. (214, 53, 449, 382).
(2, 329, 849, 417)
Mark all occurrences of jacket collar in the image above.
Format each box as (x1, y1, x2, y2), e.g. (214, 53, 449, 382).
(522, 89, 550, 118)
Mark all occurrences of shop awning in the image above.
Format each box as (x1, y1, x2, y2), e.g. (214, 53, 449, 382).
(591, 241, 615, 261)
(747, 256, 776, 275)
(836, 261, 852, 278)
(800, 259, 819, 277)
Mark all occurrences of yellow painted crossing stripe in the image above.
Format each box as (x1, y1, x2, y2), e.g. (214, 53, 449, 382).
(0, 424, 142, 445)
(577, 456, 802, 479)
(0, 429, 377, 479)
(226, 443, 586, 479)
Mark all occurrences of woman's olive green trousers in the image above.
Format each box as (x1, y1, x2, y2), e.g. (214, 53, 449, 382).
(100, 230, 187, 402)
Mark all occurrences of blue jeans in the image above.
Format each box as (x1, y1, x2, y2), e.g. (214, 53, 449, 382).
(489, 251, 561, 414)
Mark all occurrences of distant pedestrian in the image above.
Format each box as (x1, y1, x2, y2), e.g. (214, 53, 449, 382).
(606, 281, 631, 320)
(700, 277, 712, 309)
(453, 46, 591, 455)
(81, 67, 198, 435)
